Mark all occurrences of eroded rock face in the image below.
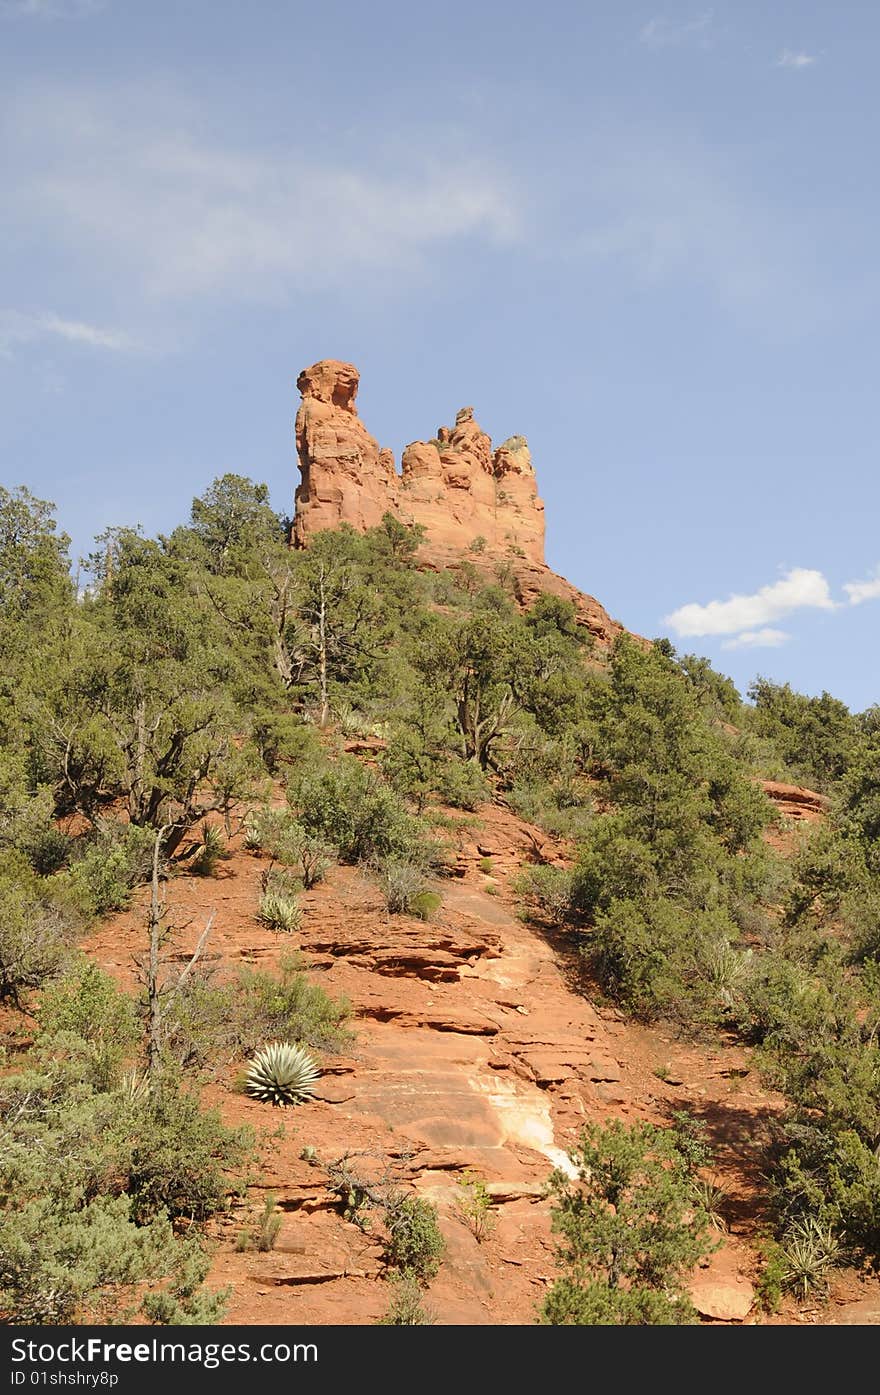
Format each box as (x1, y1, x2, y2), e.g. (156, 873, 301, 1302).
(292, 360, 396, 545)
(292, 359, 624, 645)
(293, 360, 545, 565)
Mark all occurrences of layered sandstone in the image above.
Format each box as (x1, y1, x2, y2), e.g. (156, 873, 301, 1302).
(292, 359, 622, 644)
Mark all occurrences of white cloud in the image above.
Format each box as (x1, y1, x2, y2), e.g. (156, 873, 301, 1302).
(776, 50, 817, 69)
(0, 309, 137, 355)
(639, 11, 714, 49)
(844, 567, 880, 606)
(721, 628, 790, 651)
(665, 567, 836, 637)
(2, 91, 519, 304)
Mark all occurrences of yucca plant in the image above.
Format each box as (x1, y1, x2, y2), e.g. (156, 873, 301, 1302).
(258, 890, 302, 933)
(781, 1216, 842, 1299)
(118, 1069, 151, 1105)
(245, 1040, 319, 1106)
(189, 822, 227, 877)
(690, 1175, 729, 1232)
(243, 818, 264, 851)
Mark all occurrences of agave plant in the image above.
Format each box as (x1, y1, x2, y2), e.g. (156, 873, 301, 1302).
(245, 1040, 319, 1106)
(258, 889, 302, 933)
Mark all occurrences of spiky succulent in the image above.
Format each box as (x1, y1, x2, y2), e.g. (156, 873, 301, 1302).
(245, 1040, 319, 1107)
(118, 1069, 151, 1105)
(258, 889, 302, 933)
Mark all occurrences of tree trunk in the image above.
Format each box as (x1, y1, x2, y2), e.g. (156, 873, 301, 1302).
(317, 563, 329, 727)
(147, 831, 164, 1080)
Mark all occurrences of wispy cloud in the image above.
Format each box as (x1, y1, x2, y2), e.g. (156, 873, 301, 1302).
(665, 567, 836, 638)
(639, 11, 714, 49)
(844, 567, 880, 606)
(721, 627, 790, 651)
(776, 50, 817, 70)
(565, 137, 830, 328)
(3, 90, 519, 304)
(0, 309, 137, 356)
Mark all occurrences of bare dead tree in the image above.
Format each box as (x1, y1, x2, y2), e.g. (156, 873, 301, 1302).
(141, 827, 215, 1080)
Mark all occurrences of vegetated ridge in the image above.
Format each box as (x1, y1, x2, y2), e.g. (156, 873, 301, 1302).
(1, 360, 879, 1327)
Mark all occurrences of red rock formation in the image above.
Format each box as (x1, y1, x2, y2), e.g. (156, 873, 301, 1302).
(292, 360, 396, 545)
(292, 358, 623, 645)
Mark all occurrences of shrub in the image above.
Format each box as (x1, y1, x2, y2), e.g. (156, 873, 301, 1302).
(0, 877, 72, 1005)
(383, 1194, 445, 1282)
(125, 1080, 252, 1222)
(541, 1118, 714, 1325)
(378, 1271, 436, 1325)
(0, 1195, 223, 1325)
(290, 758, 430, 866)
(570, 819, 660, 919)
(515, 864, 575, 924)
(754, 1240, 787, 1313)
(24, 820, 73, 876)
(411, 891, 441, 921)
(235, 954, 351, 1054)
(64, 823, 154, 917)
(586, 897, 741, 1025)
(164, 955, 351, 1072)
(244, 809, 333, 888)
(35, 960, 139, 1089)
(454, 1171, 496, 1242)
(245, 1041, 319, 1107)
(435, 759, 488, 811)
(376, 858, 438, 917)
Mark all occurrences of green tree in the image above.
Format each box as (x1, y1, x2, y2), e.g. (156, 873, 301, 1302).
(749, 678, 857, 792)
(541, 1119, 714, 1325)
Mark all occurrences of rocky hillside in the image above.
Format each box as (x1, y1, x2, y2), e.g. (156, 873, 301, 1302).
(3, 371, 879, 1329)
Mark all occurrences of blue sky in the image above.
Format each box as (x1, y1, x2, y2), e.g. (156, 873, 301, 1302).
(1, 1, 878, 710)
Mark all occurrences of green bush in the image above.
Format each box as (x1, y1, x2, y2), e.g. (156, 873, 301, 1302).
(36, 960, 139, 1088)
(515, 864, 575, 924)
(238, 954, 351, 1053)
(0, 1194, 225, 1325)
(435, 758, 489, 811)
(376, 858, 438, 917)
(64, 822, 154, 916)
(586, 897, 743, 1025)
(165, 953, 351, 1069)
(541, 1280, 694, 1325)
(570, 819, 660, 919)
(454, 1170, 495, 1242)
(0, 877, 72, 1005)
(378, 1271, 436, 1325)
(541, 1118, 713, 1326)
(244, 809, 333, 887)
(125, 1080, 252, 1223)
(411, 890, 442, 921)
(383, 1194, 445, 1282)
(290, 758, 431, 866)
